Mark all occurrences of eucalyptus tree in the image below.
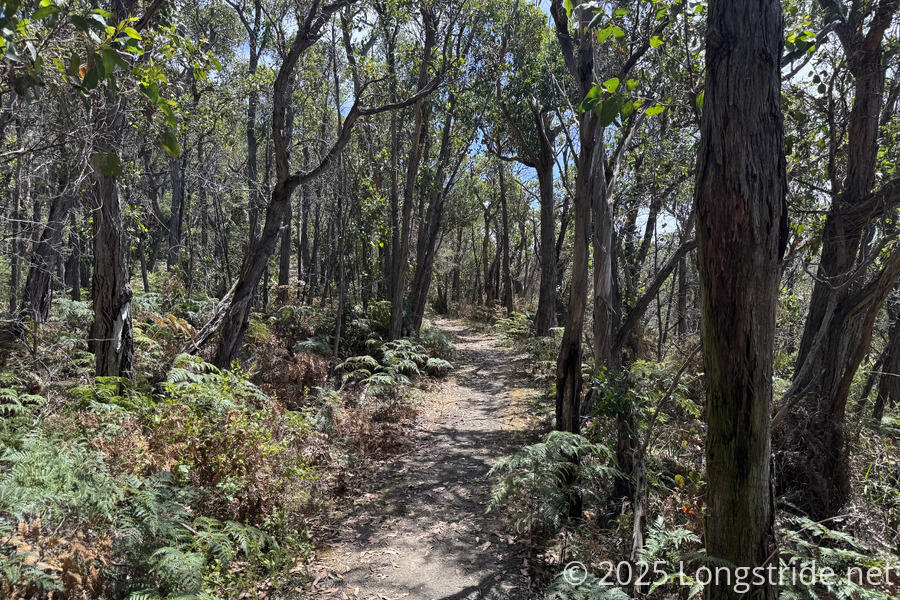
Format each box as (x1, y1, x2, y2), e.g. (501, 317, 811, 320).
(491, 0, 568, 335)
(695, 1, 786, 597)
(774, 0, 900, 518)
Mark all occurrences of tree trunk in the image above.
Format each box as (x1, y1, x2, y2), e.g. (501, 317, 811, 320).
(8, 118, 25, 314)
(695, 2, 784, 598)
(21, 190, 73, 323)
(90, 0, 135, 380)
(676, 255, 688, 337)
(499, 161, 514, 315)
(64, 212, 82, 302)
(778, 0, 899, 518)
(244, 1, 262, 247)
(549, 0, 599, 441)
(90, 144, 134, 379)
(167, 155, 186, 270)
(873, 302, 900, 423)
(534, 152, 557, 336)
(409, 99, 456, 332)
(297, 182, 309, 299)
(388, 8, 436, 340)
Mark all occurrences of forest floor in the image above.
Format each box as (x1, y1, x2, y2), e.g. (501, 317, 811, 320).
(304, 318, 547, 600)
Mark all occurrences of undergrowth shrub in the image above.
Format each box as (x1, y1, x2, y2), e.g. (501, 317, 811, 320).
(415, 324, 455, 361)
(495, 311, 533, 341)
(487, 431, 618, 536)
(777, 514, 898, 600)
(336, 337, 453, 394)
(153, 355, 312, 522)
(0, 356, 315, 599)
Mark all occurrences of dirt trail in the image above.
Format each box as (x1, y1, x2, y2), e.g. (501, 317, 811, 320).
(309, 318, 544, 600)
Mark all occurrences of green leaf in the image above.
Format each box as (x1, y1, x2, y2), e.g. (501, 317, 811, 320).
(70, 15, 92, 33)
(122, 26, 141, 40)
(161, 130, 180, 157)
(140, 80, 159, 102)
(650, 35, 663, 48)
(603, 77, 619, 93)
(597, 26, 613, 43)
(159, 103, 176, 127)
(596, 97, 620, 127)
(626, 79, 639, 91)
(91, 52, 105, 79)
(101, 47, 129, 73)
(611, 26, 625, 38)
(577, 85, 602, 112)
(646, 104, 666, 117)
(90, 152, 123, 177)
(564, 0, 573, 19)
(695, 91, 705, 111)
(32, 5, 59, 19)
(66, 52, 81, 77)
(82, 66, 99, 90)
(614, 8, 628, 16)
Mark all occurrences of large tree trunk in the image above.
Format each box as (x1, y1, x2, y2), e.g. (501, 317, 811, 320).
(695, 1, 784, 598)
(91, 142, 134, 380)
(778, 0, 900, 518)
(90, 0, 136, 379)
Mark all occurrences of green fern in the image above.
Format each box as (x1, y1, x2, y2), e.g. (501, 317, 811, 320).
(293, 335, 334, 356)
(487, 431, 618, 534)
(544, 570, 631, 599)
(777, 514, 896, 600)
(425, 357, 453, 377)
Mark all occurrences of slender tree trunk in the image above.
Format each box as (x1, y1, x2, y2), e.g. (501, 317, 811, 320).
(695, 2, 784, 598)
(307, 202, 320, 304)
(408, 98, 456, 332)
(244, 1, 263, 246)
(8, 116, 27, 314)
(873, 303, 900, 423)
(167, 155, 186, 270)
(499, 161, 514, 315)
(549, 0, 599, 442)
(677, 255, 688, 337)
(21, 189, 73, 323)
(64, 212, 82, 302)
(297, 183, 309, 299)
(388, 8, 436, 340)
(534, 154, 557, 336)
